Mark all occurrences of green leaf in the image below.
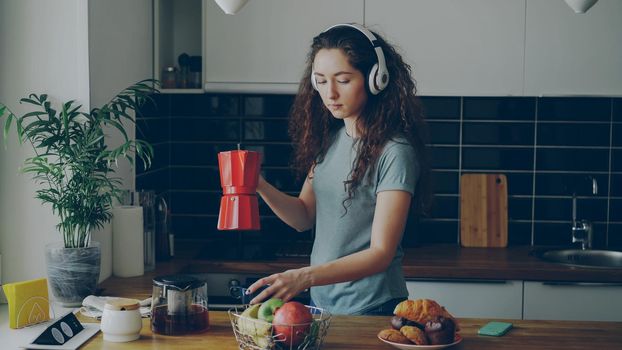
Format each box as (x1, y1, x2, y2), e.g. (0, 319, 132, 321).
(16, 118, 25, 144)
(20, 97, 41, 106)
(3, 112, 15, 144)
(21, 110, 48, 119)
(103, 118, 129, 141)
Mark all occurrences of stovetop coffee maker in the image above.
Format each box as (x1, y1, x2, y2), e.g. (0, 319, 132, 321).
(151, 274, 209, 335)
(217, 149, 261, 230)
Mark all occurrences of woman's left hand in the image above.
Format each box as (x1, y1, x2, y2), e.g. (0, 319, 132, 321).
(247, 267, 312, 304)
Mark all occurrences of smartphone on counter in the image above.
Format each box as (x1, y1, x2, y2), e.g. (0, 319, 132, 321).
(478, 321, 513, 336)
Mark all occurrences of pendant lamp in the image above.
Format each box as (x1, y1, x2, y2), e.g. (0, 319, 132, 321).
(214, 0, 249, 15)
(564, 0, 598, 13)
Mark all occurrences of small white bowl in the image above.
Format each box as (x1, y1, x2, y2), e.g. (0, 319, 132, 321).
(101, 298, 143, 342)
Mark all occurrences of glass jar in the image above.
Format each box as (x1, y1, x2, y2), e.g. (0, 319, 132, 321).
(161, 66, 177, 89)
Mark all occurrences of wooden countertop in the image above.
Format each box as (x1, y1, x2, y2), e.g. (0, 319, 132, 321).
(88, 245, 622, 349)
(178, 244, 622, 283)
(79, 311, 622, 349)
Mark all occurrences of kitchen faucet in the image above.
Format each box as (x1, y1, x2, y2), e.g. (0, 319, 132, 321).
(571, 177, 598, 250)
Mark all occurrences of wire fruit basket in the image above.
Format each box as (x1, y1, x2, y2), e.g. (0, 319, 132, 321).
(229, 304, 332, 350)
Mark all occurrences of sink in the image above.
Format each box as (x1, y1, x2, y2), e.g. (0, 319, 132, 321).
(537, 249, 622, 269)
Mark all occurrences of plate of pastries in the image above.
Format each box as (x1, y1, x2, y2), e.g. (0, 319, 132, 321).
(377, 299, 462, 350)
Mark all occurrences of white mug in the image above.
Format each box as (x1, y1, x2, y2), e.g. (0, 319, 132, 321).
(101, 298, 142, 342)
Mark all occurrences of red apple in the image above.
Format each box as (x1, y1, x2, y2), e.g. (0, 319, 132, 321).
(272, 301, 313, 348)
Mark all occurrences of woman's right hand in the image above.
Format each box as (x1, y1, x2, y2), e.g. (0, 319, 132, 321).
(247, 267, 313, 304)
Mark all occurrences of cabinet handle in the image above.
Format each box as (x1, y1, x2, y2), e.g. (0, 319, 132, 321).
(542, 282, 622, 287)
(406, 278, 509, 284)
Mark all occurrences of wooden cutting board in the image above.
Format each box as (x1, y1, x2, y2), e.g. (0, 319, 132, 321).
(460, 173, 508, 248)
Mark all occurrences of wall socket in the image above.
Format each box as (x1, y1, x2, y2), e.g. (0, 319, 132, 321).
(0, 254, 6, 304)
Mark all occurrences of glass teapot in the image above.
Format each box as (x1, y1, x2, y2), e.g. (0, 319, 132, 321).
(151, 274, 209, 335)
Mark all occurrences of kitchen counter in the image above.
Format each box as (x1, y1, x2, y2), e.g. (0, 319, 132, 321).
(177, 244, 622, 283)
(77, 311, 622, 349)
(80, 245, 622, 349)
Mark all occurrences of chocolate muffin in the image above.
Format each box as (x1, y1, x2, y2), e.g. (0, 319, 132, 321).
(390, 316, 424, 331)
(424, 316, 456, 345)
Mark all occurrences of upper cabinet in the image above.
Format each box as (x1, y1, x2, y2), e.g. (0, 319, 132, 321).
(365, 0, 526, 96)
(157, 0, 622, 95)
(524, 0, 622, 96)
(155, 0, 204, 93)
(203, 0, 364, 93)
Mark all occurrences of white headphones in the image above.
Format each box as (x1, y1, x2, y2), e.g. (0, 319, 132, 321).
(311, 23, 390, 95)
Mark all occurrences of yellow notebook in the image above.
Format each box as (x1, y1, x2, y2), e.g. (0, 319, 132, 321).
(2, 278, 50, 329)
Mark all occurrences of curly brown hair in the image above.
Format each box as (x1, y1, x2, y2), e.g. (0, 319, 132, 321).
(288, 24, 431, 216)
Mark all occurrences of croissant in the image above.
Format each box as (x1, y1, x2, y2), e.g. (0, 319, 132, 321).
(393, 299, 459, 330)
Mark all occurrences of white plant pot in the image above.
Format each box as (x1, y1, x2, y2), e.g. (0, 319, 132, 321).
(45, 242, 101, 307)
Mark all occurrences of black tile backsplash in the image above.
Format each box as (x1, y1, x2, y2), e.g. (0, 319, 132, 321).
(613, 123, 622, 147)
(508, 197, 532, 220)
(613, 149, 622, 172)
(612, 174, 622, 197)
(171, 142, 237, 166)
(420, 96, 461, 120)
(537, 122, 610, 147)
(533, 222, 572, 246)
(538, 97, 611, 122)
(462, 122, 534, 146)
(534, 173, 609, 196)
(611, 199, 622, 222)
(243, 120, 290, 141)
(170, 167, 220, 191)
(508, 222, 532, 246)
(462, 147, 533, 171)
(429, 146, 460, 169)
(171, 94, 239, 116)
(137, 117, 170, 144)
(613, 98, 622, 121)
(463, 97, 535, 121)
(536, 148, 609, 172)
(428, 121, 460, 144)
(244, 95, 295, 117)
(431, 171, 459, 194)
(429, 195, 459, 219)
(171, 118, 240, 142)
(136, 94, 622, 254)
(504, 173, 534, 196)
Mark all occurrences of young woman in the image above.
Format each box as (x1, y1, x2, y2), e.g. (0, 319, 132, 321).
(246, 23, 431, 316)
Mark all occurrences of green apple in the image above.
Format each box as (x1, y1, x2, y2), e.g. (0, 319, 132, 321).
(258, 298, 284, 323)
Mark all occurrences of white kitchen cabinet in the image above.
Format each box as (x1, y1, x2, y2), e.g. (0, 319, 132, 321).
(365, 0, 525, 96)
(523, 281, 622, 322)
(203, 0, 364, 93)
(524, 0, 622, 96)
(406, 279, 523, 319)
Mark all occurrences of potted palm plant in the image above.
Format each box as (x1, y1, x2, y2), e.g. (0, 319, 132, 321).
(0, 80, 157, 306)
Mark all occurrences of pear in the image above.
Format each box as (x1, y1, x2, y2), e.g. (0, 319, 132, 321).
(242, 303, 261, 319)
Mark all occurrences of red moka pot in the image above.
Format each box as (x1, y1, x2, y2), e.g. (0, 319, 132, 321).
(217, 150, 261, 230)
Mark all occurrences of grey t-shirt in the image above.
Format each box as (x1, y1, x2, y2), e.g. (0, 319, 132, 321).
(310, 126, 419, 315)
